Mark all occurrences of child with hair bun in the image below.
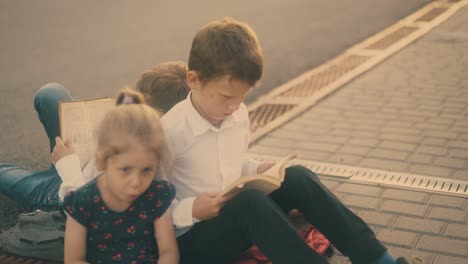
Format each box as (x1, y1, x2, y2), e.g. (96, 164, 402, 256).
(60, 89, 179, 264)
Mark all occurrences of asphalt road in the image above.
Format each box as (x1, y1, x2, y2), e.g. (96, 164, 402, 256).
(0, 0, 431, 171)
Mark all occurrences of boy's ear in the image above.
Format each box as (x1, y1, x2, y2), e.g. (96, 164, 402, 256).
(186, 70, 201, 91)
(95, 152, 106, 171)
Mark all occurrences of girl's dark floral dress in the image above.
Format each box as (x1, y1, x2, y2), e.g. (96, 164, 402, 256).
(63, 179, 175, 264)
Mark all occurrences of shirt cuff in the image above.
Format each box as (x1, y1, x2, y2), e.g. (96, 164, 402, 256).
(171, 196, 197, 228)
(81, 158, 102, 182)
(55, 154, 85, 201)
(241, 157, 261, 176)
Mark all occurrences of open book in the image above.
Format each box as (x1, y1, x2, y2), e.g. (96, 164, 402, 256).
(59, 98, 115, 167)
(220, 153, 297, 197)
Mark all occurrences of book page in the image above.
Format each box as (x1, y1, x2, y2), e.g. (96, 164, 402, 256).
(219, 153, 297, 197)
(242, 177, 281, 194)
(262, 153, 297, 180)
(220, 175, 280, 197)
(59, 98, 114, 167)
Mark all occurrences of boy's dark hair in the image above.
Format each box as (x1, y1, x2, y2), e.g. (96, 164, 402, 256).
(188, 17, 263, 86)
(135, 61, 189, 114)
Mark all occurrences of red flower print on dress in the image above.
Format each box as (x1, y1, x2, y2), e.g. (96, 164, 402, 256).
(139, 212, 147, 220)
(93, 196, 101, 204)
(104, 233, 112, 240)
(65, 205, 74, 214)
(138, 249, 147, 259)
(144, 229, 151, 235)
(79, 207, 90, 218)
(114, 218, 123, 225)
(90, 222, 98, 230)
(156, 199, 162, 208)
(145, 192, 154, 199)
(127, 225, 136, 234)
(97, 244, 107, 251)
(127, 242, 136, 249)
(129, 206, 135, 212)
(156, 183, 162, 189)
(111, 253, 122, 261)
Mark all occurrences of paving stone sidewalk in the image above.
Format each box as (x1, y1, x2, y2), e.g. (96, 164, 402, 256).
(250, 4, 468, 263)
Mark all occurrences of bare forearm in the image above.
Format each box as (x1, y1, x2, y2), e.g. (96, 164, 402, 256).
(65, 260, 89, 264)
(158, 251, 179, 264)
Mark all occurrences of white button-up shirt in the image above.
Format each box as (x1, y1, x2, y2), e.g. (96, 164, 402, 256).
(161, 94, 259, 235)
(55, 155, 101, 201)
(55, 93, 259, 237)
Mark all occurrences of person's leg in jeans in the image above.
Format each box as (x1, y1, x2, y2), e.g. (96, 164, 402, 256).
(269, 165, 387, 264)
(0, 83, 73, 210)
(34, 83, 73, 155)
(177, 189, 328, 264)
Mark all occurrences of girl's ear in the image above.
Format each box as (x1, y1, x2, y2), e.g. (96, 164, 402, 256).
(186, 70, 201, 91)
(95, 152, 106, 171)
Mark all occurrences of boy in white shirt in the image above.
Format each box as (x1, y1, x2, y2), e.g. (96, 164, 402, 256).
(162, 17, 420, 264)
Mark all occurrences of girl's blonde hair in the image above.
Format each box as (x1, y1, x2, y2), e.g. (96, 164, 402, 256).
(95, 88, 172, 178)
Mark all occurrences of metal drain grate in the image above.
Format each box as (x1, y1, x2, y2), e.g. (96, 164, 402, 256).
(248, 154, 468, 197)
(416, 7, 448, 22)
(249, 104, 295, 132)
(351, 169, 468, 197)
(277, 55, 370, 98)
(246, 0, 463, 144)
(289, 160, 355, 178)
(366, 26, 418, 50)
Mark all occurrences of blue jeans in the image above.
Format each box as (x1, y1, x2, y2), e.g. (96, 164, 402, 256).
(0, 83, 73, 211)
(35, 83, 73, 154)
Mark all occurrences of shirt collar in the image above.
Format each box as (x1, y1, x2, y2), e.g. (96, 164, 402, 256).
(184, 92, 240, 136)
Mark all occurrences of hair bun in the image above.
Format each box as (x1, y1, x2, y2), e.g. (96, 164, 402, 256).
(116, 87, 145, 105)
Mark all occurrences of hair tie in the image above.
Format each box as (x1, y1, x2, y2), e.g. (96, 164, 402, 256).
(122, 95, 134, 104)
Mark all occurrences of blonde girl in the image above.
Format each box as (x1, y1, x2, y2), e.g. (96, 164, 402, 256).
(59, 89, 178, 264)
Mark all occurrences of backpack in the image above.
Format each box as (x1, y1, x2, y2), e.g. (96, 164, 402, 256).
(0, 210, 65, 262)
(231, 225, 333, 264)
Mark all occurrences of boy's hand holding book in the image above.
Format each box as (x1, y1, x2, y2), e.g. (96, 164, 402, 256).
(257, 162, 276, 174)
(193, 191, 240, 220)
(220, 153, 297, 197)
(50, 136, 76, 165)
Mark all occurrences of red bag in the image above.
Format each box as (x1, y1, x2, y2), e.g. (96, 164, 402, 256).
(231, 225, 332, 264)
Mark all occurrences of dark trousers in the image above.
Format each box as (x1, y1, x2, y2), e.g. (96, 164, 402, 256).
(177, 166, 386, 264)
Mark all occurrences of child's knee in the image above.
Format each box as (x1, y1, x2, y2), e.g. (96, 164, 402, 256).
(229, 190, 273, 214)
(235, 189, 269, 203)
(286, 165, 320, 184)
(36, 83, 67, 97)
(34, 83, 71, 110)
